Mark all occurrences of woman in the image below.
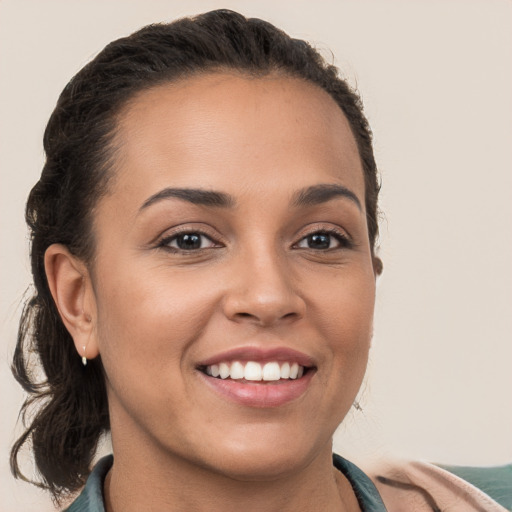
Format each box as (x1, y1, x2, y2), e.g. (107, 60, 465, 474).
(9, 9, 510, 512)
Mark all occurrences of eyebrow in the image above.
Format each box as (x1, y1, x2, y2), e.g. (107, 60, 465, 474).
(140, 187, 236, 211)
(292, 184, 362, 210)
(139, 183, 361, 213)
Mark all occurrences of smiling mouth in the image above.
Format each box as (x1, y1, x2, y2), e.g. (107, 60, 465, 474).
(198, 361, 312, 382)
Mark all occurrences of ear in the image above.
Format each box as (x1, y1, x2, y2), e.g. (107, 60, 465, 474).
(44, 244, 99, 362)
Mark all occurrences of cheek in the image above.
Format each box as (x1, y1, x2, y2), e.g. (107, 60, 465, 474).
(92, 265, 219, 386)
(313, 266, 375, 343)
(310, 267, 375, 389)
(90, 268, 225, 442)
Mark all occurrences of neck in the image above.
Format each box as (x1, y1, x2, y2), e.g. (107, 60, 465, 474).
(104, 431, 360, 512)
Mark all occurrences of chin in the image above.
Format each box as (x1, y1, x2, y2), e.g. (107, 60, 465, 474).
(194, 428, 331, 482)
(210, 450, 313, 482)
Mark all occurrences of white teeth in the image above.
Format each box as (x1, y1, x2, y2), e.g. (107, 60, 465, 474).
(204, 360, 307, 381)
(230, 361, 245, 379)
(219, 362, 230, 379)
(244, 361, 262, 381)
(262, 362, 281, 381)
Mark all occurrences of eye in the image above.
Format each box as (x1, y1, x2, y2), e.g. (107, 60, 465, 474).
(295, 230, 350, 250)
(159, 232, 218, 251)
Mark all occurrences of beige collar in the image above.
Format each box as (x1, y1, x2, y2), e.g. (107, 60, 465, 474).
(364, 459, 507, 512)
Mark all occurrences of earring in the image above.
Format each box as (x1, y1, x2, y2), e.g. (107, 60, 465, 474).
(82, 345, 87, 366)
(353, 401, 363, 412)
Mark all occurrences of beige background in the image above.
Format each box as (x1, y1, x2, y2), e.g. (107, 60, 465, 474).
(1, 0, 511, 510)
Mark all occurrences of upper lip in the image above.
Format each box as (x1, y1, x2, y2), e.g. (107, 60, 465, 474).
(197, 346, 316, 368)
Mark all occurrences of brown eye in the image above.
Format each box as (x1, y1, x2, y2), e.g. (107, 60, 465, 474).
(160, 232, 217, 251)
(305, 233, 331, 249)
(296, 230, 350, 250)
(176, 233, 203, 250)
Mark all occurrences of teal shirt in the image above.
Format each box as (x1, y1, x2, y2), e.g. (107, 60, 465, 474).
(65, 454, 512, 511)
(64, 454, 387, 511)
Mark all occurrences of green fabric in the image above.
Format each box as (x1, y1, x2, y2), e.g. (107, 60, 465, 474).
(64, 456, 111, 512)
(440, 463, 512, 510)
(332, 454, 387, 511)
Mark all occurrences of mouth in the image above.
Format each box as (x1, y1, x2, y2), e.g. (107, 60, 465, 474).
(196, 348, 316, 407)
(198, 360, 309, 382)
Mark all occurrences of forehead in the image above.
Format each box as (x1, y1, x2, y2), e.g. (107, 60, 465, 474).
(110, 72, 364, 208)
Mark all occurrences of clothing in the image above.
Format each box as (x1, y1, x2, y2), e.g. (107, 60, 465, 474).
(65, 456, 111, 512)
(64, 454, 386, 511)
(333, 454, 387, 510)
(64, 454, 511, 511)
(366, 459, 511, 511)
(440, 462, 512, 510)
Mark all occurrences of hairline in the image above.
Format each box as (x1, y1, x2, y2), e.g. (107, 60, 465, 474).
(84, 67, 371, 273)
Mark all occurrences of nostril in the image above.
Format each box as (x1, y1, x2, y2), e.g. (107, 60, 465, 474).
(224, 292, 306, 326)
(232, 310, 300, 325)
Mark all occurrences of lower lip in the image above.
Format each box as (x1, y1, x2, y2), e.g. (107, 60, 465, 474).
(198, 370, 315, 408)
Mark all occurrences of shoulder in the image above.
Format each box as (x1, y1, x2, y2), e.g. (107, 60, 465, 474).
(439, 463, 512, 510)
(63, 455, 113, 512)
(363, 458, 512, 512)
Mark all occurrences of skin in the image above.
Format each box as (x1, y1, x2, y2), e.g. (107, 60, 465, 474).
(46, 73, 377, 512)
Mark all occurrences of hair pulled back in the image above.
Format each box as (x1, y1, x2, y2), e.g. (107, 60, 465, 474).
(11, 9, 380, 502)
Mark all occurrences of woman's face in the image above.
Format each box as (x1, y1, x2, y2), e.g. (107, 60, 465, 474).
(88, 72, 376, 478)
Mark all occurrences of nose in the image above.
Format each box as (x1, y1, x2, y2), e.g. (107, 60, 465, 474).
(222, 247, 306, 327)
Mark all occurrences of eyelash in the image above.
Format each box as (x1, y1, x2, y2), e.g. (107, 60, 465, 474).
(156, 227, 352, 253)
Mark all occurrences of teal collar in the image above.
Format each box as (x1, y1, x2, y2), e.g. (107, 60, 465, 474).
(66, 453, 387, 511)
(333, 453, 387, 511)
(65, 455, 112, 512)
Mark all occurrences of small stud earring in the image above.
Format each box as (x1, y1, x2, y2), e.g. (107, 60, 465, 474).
(82, 346, 87, 366)
(353, 401, 363, 412)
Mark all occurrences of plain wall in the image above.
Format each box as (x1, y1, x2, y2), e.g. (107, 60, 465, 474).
(1, 0, 511, 510)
